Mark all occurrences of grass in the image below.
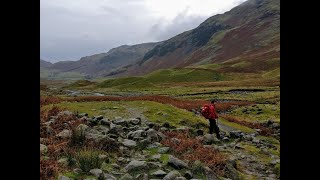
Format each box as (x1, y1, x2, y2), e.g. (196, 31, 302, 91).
(219, 117, 255, 133)
(75, 148, 104, 172)
(48, 100, 208, 128)
(230, 103, 280, 123)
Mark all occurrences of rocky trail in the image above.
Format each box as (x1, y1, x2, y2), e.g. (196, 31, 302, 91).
(40, 108, 280, 180)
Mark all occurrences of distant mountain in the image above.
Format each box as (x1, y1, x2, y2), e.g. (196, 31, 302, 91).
(45, 42, 160, 78)
(116, 0, 280, 76)
(41, 0, 279, 79)
(40, 59, 52, 68)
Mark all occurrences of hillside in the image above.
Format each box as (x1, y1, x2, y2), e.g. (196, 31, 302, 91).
(113, 0, 279, 77)
(44, 42, 160, 78)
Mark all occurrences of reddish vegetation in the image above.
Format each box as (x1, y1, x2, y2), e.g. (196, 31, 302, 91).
(40, 106, 88, 180)
(221, 115, 275, 136)
(40, 96, 63, 107)
(161, 130, 227, 175)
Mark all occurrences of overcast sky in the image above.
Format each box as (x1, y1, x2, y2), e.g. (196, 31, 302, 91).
(41, 0, 247, 63)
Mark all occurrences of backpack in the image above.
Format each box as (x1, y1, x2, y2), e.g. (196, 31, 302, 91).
(201, 104, 211, 119)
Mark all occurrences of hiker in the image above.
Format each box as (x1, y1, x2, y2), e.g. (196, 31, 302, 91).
(201, 100, 221, 139)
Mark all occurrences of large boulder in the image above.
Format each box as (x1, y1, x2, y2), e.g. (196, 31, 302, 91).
(129, 118, 141, 125)
(230, 131, 242, 139)
(168, 155, 189, 169)
(119, 173, 134, 180)
(113, 119, 128, 127)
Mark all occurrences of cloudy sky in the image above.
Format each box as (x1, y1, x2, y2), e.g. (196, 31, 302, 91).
(41, 0, 247, 63)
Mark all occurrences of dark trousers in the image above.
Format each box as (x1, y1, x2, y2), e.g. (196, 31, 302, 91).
(209, 119, 220, 138)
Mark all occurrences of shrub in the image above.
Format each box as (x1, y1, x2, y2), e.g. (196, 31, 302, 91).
(75, 148, 103, 172)
(69, 127, 86, 147)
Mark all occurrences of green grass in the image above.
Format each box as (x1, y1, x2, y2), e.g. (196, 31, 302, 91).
(219, 118, 255, 133)
(45, 100, 208, 128)
(230, 103, 280, 123)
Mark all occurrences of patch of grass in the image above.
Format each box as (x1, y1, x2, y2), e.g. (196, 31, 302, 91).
(75, 148, 104, 172)
(160, 154, 169, 164)
(274, 163, 280, 178)
(219, 118, 255, 133)
(230, 103, 280, 123)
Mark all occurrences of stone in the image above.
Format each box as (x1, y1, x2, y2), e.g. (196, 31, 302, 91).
(152, 154, 162, 160)
(40, 144, 48, 154)
(151, 169, 167, 177)
(184, 171, 193, 179)
(113, 119, 128, 127)
(78, 113, 88, 117)
(158, 147, 170, 154)
(56, 129, 72, 139)
(58, 175, 72, 180)
(272, 123, 280, 129)
(162, 122, 170, 128)
(203, 134, 220, 145)
(229, 131, 242, 139)
(89, 169, 103, 178)
(168, 155, 188, 169)
(222, 137, 229, 141)
(57, 111, 73, 117)
(119, 173, 134, 180)
(175, 177, 187, 180)
(196, 129, 204, 136)
(57, 158, 69, 167)
(252, 138, 260, 144)
(136, 173, 149, 180)
(127, 130, 146, 139)
(94, 115, 104, 121)
(147, 142, 161, 149)
(163, 170, 181, 180)
(147, 162, 160, 169)
(129, 118, 141, 125)
(99, 154, 108, 161)
(100, 118, 111, 126)
(124, 160, 147, 172)
(77, 124, 89, 132)
(147, 129, 160, 142)
(104, 173, 117, 180)
(122, 139, 137, 148)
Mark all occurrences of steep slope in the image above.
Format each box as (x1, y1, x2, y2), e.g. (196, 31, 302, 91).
(46, 42, 160, 78)
(115, 0, 279, 77)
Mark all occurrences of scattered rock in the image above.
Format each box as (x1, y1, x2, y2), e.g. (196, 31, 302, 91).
(151, 169, 167, 177)
(136, 173, 149, 180)
(113, 119, 128, 127)
(184, 171, 193, 179)
(203, 134, 220, 145)
(100, 118, 111, 126)
(124, 160, 147, 172)
(162, 122, 170, 128)
(158, 147, 170, 154)
(40, 144, 48, 154)
(175, 177, 187, 180)
(104, 173, 117, 180)
(252, 138, 260, 144)
(78, 113, 88, 117)
(89, 169, 103, 178)
(56, 129, 72, 139)
(122, 139, 137, 148)
(222, 137, 229, 142)
(129, 118, 141, 125)
(230, 131, 242, 139)
(57, 158, 69, 167)
(57, 111, 73, 117)
(196, 129, 204, 136)
(163, 170, 181, 180)
(94, 115, 104, 121)
(168, 155, 189, 169)
(152, 154, 162, 160)
(119, 173, 134, 180)
(58, 175, 72, 180)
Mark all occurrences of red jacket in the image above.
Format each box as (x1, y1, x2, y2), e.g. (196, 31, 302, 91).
(209, 104, 218, 119)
